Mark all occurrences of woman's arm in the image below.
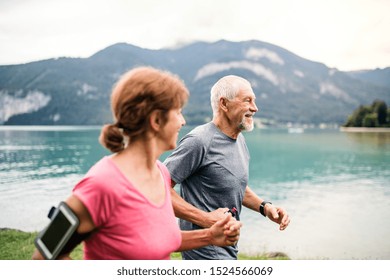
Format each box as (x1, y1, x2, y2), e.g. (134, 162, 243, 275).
(177, 214, 241, 252)
(32, 195, 95, 260)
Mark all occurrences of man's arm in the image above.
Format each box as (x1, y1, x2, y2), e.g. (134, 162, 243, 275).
(242, 185, 262, 211)
(170, 180, 228, 228)
(178, 214, 241, 251)
(242, 186, 290, 231)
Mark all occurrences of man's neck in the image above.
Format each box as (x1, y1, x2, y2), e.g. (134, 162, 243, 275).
(212, 117, 240, 139)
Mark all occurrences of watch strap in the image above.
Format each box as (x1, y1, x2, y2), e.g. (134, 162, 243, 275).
(259, 201, 272, 217)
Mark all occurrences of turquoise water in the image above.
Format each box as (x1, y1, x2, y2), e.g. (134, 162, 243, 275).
(1, 126, 389, 259)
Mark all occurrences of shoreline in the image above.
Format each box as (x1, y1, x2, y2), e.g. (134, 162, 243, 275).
(339, 127, 390, 133)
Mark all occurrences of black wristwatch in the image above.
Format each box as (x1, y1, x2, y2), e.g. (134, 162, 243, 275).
(259, 201, 272, 217)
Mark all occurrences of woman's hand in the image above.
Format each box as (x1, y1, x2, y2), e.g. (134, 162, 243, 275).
(209, 214, 242, 247)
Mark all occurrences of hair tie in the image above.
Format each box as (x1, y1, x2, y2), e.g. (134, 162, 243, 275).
(117, 123, 131, 133)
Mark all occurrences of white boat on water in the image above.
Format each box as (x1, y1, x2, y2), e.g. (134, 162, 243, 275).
(288, 127, 304, 133)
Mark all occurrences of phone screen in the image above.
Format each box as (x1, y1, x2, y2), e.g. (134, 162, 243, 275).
(35, 202, 79, 259)
(41, 211, 72, 253)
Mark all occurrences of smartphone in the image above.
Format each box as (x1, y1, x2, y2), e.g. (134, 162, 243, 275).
(34, 202, 79, 260)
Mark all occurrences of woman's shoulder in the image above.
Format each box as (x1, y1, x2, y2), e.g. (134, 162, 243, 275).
(85, 156, 116, 176)
(75, 156, 120, 191)
(156, 160, 170, 178)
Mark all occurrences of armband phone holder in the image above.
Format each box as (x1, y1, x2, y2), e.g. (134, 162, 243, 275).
(34, 202, 79, 260)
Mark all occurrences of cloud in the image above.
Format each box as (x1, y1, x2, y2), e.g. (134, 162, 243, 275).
(0, 90, 51, 123)
(319, 82, 354, 103)
(194, 61, 279, 85)
(245, 47, 284, 65)
(0, 0, 389, 70)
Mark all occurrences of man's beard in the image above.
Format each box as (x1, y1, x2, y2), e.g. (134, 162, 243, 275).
(238, 114, 254, 132)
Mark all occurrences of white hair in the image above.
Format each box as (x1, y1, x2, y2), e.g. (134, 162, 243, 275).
(210, 75, 252, 117)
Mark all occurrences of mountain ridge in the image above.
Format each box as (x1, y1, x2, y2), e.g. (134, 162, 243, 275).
(1, 40, 389, 126)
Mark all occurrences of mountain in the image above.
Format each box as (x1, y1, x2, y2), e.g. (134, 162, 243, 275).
(347, 67, 390, 88)
(1, 40, 389, 126)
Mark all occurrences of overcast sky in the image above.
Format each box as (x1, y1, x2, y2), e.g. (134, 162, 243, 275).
(0, 0, 389, 71)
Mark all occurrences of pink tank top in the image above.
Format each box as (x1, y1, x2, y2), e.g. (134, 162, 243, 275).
(73, 157, 182, 259)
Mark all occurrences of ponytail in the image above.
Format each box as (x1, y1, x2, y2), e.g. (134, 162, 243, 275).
(99, 124, 126, 153)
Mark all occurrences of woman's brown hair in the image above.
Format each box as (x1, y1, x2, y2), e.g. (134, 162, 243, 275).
(99, 66, 189, 153)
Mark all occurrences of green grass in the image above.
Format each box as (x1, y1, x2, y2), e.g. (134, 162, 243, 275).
(0, 228, 288, 260)
(0, 229, 37, 260)
(0, 228, 83, 260)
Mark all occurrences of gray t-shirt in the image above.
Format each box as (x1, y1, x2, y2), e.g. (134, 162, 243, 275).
(164, 122, 249, 260)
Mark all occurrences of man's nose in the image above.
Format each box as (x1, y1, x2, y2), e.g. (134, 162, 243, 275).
(251, 101, 259, 112)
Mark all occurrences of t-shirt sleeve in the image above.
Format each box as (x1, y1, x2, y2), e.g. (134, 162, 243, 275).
(72, 175, 120, 227)
(163, 133, 206, 184)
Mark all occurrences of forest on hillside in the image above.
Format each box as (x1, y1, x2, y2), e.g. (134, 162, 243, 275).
(344, 100, 390, 127)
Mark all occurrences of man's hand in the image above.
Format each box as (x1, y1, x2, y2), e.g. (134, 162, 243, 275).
(264, 204, 290, 231)
(201, 207, 230, 228)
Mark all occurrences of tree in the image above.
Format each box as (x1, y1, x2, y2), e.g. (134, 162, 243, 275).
(344, 100, 389, 127)
(345, 105, 371, 127)
(372, 100, 388, 125)
(362, 113, 377, 127)
(388, 108, 390, 124)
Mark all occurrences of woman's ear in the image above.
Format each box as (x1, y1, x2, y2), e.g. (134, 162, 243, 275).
(149, 110, 161, 132)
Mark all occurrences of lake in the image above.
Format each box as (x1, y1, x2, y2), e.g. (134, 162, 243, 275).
(0, 126, 389, 259)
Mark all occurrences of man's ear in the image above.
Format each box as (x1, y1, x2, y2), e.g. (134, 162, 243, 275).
(219, 97, 229, 112)
(149, 110, 161, 132)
